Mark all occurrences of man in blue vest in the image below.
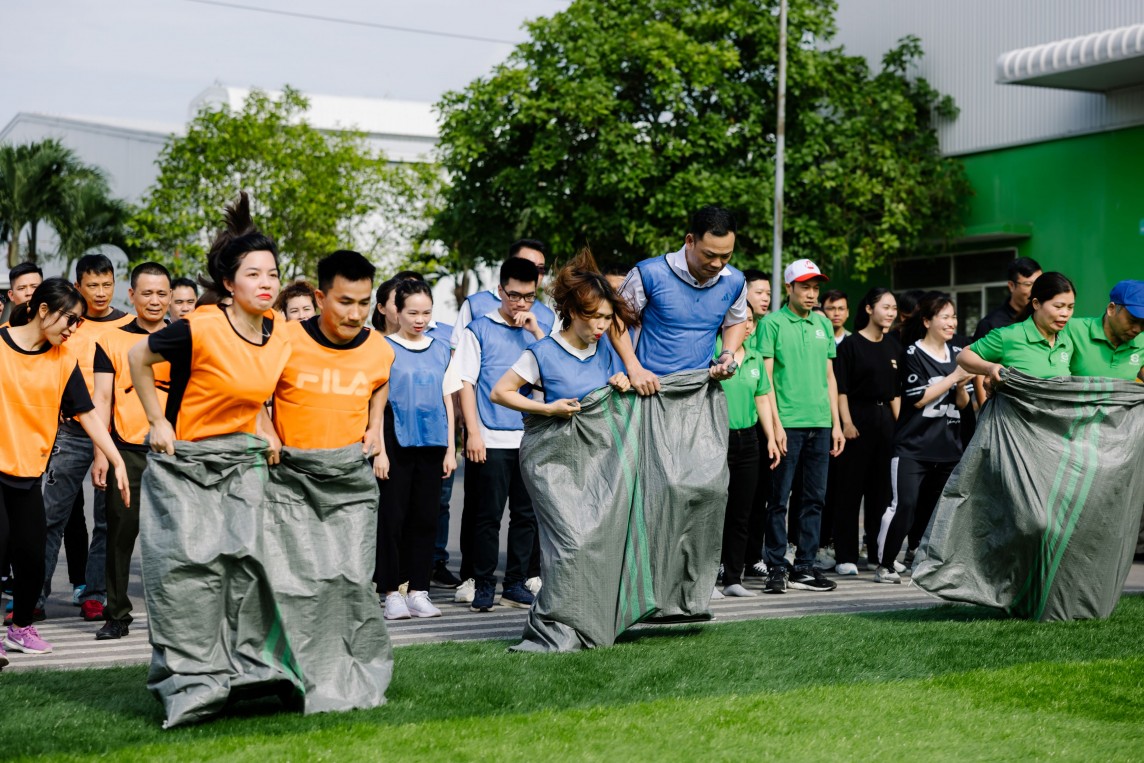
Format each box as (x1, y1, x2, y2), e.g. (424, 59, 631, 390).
(454, 257, 553, 612)
(612, 206, 750, 392)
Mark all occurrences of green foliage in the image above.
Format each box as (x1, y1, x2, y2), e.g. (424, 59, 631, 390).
(0, 138, 118, 267)
(128, 87, 436, 280)
(432, 0, 970, 275)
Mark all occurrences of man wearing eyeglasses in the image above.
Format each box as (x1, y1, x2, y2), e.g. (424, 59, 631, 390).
(454, 257, 552, 612)
(970, 257, 1042, 407)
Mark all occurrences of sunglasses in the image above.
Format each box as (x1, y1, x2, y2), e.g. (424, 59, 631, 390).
(58, 310, 85, 329)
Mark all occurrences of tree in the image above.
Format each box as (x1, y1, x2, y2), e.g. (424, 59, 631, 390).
(128, 87, 433, 280)
(0, 139, 104, 266)
(431, 0, 970, 275)
(51, 175, 134, 276)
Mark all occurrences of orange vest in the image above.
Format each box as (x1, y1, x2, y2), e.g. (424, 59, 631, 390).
(0, 337, 82, 478)
(98, 324, 171, 447)
(70, 313, 134, 396)
(176, 306, 291, 442)
(274, 321, 394, 449)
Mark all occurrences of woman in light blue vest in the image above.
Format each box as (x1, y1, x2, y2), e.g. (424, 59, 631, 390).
(376, 280, 461, 621)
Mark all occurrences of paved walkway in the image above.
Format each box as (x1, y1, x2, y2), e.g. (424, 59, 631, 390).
(6, 563, 1143, 673)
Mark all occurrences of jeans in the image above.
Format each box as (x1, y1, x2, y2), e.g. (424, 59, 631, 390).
(471, 448, 536, 587)
(766, 427, 830, 570)
(40, 429, 106, 607)
(433, 471, 456, 566)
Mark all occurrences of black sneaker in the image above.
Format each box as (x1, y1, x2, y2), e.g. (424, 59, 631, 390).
(431, 561, 463, 589)
(471, 580, 496, 612)
(764, 566, 787, 594)
(788, 567, 838, 592)
(96, 618, 129, 640)
(500, 581, 534, 609)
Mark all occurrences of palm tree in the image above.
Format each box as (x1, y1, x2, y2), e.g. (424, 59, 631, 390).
(0, 139, 97, 266)
(50, 175, 134, 275)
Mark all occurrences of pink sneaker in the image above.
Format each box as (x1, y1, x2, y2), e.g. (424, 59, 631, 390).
(5, 624, 53, 654)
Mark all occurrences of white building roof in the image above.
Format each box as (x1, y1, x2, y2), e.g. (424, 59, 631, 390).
(996, 23, 1144, 92)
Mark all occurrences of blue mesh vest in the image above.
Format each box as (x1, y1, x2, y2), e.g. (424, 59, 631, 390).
(464, 290, 555, 331)
(529, 335, 619, 402)
(384, 337, 452, 447)
(634, 256, 744, 375)
(469, 316, 546, 431)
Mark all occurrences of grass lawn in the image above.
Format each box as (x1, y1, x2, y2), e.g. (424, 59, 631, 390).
(5, 596, 1144, 762)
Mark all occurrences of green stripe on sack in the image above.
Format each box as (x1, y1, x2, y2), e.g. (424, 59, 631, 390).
(608, 393, 654, 631)
(262, 605, 304, 687)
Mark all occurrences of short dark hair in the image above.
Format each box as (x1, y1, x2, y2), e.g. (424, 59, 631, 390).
(76, 254, 115, 281)
(273, 280, 318, 313)
(130, 262, 172, 289)
(743, 269, 771, 284)
(508, 238, 549, 259)
(820, 289, 848, 306)
(1008, 257, 1042, 283)
(394, 279, 433, 312)
(500, 257, 540, 287)
(317, 250, 376, 292)
(171, 277, 198, 294)
(9, 261, 42, 284)
(688, 206, 737, 239)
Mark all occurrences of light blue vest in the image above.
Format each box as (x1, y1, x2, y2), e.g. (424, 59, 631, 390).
(468, 316, 544, 431)
(384, 337, 451, 447)
(529, 335, 619, 403)
(634, 256, 744, 376)
(426, 321, 453, 346)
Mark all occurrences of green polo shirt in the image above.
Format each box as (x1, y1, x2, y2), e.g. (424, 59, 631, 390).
(715, 339, 772, 430)
(760, 305, 836, 428)
(968, 317, 1075, 379)
(1067, 315, 1144, 381)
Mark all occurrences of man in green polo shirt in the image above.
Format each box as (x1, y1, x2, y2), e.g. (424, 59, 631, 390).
(1068, 280, 1144, 382)
(759, 259, 844, 594)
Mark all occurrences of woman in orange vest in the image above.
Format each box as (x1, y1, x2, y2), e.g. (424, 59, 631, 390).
(128, 192, 290, 457)
(0, 278, 129, 661)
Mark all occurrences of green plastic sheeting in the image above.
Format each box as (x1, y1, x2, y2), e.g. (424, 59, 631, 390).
(914, 371, 1144, 621)
(140, 435, 391, 727)
(513, 370, 729, 653)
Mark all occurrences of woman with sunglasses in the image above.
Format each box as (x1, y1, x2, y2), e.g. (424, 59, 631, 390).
(0, 278, 129, 660)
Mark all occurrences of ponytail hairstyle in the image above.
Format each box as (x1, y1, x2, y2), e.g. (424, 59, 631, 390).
(853, 287, 895, 332)
(206, 192, 278, 297)
(371, 277, 399, 331)
(549, 247, 640, 331)
(9, 277, 87, 328)
(394, 279, 433, 312)
(902, 291, 954, 346)
(1021, 271, 1075, 320)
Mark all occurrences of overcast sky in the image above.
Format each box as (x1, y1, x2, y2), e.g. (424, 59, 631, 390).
(0, 0, 570, 129)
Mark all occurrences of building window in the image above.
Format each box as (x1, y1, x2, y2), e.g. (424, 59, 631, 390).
(892, 249, 1016, 338)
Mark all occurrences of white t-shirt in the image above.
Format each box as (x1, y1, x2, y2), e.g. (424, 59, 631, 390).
(387, 334, 463, 395)
(511, 331, 599, 385)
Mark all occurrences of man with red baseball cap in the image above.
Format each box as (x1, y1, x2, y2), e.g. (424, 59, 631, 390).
(757, 258, 845, 593)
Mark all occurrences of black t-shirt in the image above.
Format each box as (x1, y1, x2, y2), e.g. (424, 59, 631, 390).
(894, 339, 965, 463)
(0, 328, 93, 488)
(973, 300, 1019, 342)
(300, 315, 369, 350)
(834, 331, 901, 404)
(147, 305, 275, 428)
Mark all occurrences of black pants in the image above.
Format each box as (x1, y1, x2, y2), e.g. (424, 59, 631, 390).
(745, 422, 771, 567)
(375, 431, 447, 593)
(105, 450, 146, 622)
(458, 457, 481, 581)
(832, 401, 895, 565)
(820, 451, 843, 550)
(64, 492, 88, 586)
(721, 427, 760, 586)
(0, 481, 47, 627)
(878, 457, 955, 568)
(472, 448, 535, 587)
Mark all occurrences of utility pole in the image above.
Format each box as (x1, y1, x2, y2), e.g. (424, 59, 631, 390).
(771, 0, 788, 311)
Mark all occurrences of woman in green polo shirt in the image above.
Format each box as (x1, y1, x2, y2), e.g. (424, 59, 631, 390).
(716, 313, 780, 598)
(959, 272, 1077, 385)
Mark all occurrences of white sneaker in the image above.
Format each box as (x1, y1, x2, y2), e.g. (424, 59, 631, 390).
(711, 586, 725, 600)
(814, 548, 836, 571)
(784, 544, 796, 565)
(893, 560, 907, 573)
(722, 583, 756, 597)
(525, 576, 542, 596)
(749, 560, 768, 577)
(835, 562, 858, 576)
(874, 566, 902, 584)
(454, 578, 476, 604)
(383, 592, 411, 620)
(406, 590, 442, 618)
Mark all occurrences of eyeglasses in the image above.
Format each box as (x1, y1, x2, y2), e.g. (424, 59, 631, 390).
(58, 311, 85, 329)
(535, 265, 546, 275)
(1015, 280, 1036, 288)
(502, 290, 537, 304)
